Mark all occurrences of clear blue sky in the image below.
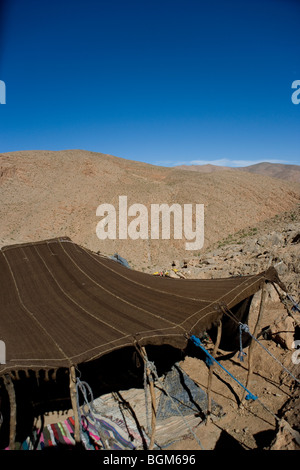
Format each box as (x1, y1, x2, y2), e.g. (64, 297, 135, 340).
(0, 0, 299, 167)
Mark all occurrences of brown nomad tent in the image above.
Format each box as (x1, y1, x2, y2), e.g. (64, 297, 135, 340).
(0, 237, 287, 448)
(0, 237, 286, 377)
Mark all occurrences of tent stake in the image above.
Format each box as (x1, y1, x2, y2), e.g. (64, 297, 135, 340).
(69, 366, 80, 444)
(4, 375, 17, 450)
(206, 321, 222, 424)
(242, 283, 267, 405)
(140, 346, 157, 450)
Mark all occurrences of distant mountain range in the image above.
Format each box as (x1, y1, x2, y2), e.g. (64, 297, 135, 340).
(175, 162, 300, 183)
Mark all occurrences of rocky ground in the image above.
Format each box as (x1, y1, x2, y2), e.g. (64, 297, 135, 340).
(148, 206, 299, 294)
(144, 207, 300, 451)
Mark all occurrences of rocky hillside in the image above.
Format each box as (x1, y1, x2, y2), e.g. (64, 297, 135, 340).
(154, 207, 299, 296)
(1, 150, 299, 268)
(162, 207, 300, 451)
(176, 162, 300, 183)
(238, 162, 300, 184)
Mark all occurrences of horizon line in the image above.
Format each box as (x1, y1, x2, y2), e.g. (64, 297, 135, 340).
(1, 148, 299, 169)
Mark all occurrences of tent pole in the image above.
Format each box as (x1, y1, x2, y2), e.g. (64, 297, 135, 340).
(242, 282, 267, 405)
(140, 346, 157, 450)
(206, 320, 222, 424)
(4, 374, 17, 450)
(69, 366, 81, 445)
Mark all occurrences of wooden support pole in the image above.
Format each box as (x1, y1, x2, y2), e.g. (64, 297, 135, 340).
(69, 366, 80, 444)
(140, 346, 157, 450)
(242, 283, 267, 404)
(4, 375, 17, 450)
(206, 321, 222, 424)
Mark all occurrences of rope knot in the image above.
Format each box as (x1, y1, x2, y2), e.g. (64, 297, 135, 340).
(238, 351, 247, 362)
(240, 323, 250, 333)
(146, 360, 157, 374)
(238, 323, 249, 362)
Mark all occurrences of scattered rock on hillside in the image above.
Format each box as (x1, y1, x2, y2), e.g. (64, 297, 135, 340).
(269, 419, 300, 450)
(154, 212, 300, 301)
(269, 314, 296, 350)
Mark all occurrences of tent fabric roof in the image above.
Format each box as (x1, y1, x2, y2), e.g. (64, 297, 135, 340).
(0, 237, 285, 377)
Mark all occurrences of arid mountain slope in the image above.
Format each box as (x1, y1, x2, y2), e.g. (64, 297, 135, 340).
(175, 163, 230, 173)
(1, 149, 299, 266)
(237, 162, 300, 183)
(176, 162, 300, 183)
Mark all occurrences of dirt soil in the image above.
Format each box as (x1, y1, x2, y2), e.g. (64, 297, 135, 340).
(158, 209, 300, 451)
(168, 300, 299, 450)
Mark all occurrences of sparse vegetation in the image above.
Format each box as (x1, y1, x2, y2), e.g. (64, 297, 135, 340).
(217, 226, 258, 248)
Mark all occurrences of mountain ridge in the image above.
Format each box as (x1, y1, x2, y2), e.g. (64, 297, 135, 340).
(175, 161, 300, 183)
(1, 149, 299, 267)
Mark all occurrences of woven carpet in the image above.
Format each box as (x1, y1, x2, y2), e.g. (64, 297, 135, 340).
(7, 414, 139, 450)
